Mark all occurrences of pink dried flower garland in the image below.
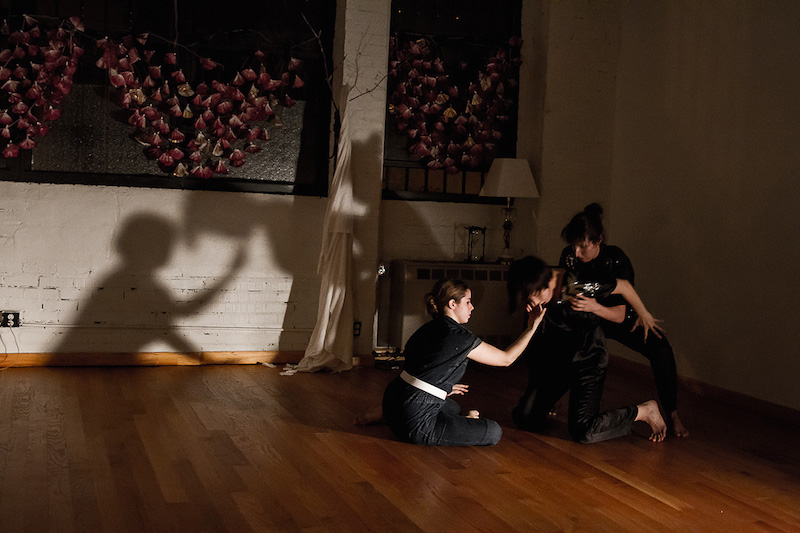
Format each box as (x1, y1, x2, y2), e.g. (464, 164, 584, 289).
(388, 36, 522, 174)
(1, 15, 307, 180)
(96, 35, 304, 178)
(0, 15, 84, 158)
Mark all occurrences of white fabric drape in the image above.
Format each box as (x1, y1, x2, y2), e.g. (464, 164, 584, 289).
(293, 95, 355, 372)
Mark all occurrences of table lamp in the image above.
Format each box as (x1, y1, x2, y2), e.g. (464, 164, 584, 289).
(479, 158, 539, 263)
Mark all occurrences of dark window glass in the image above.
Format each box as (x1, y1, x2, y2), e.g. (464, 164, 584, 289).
(0, 0, 334, 195)
(384, 0, 521, 203)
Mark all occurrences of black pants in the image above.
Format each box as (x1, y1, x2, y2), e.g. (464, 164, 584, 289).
(513, 321, 637, 443)
(602, 318, 678, 414)
(382, 377, 503, 446)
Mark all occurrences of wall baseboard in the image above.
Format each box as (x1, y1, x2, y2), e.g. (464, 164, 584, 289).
(1, 351, 306, 367)
(5, 350, 796, 426)
(611, 355, 800, 427)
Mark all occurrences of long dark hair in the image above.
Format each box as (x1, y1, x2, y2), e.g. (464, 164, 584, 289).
(561, 203, 604, 245)
(507, 256, 552, 313)
(424, 279, 470, 318)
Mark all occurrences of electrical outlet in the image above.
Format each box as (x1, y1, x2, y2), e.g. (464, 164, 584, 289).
(1, 311, 20, 327)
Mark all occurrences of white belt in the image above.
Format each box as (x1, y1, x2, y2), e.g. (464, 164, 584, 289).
(400, 370, 447, 400)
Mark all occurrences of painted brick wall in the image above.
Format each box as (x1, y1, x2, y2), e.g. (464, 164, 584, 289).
(336, 0, 392, 355)
(0, 182, 324, 356)
(0, 0, 542, 362)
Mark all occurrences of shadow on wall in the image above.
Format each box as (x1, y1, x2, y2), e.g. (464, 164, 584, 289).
(45, 127, 386, 365)
(46, 189, 318, 363)
(182, 191, 318, 355)
(48, 212, 246, 364)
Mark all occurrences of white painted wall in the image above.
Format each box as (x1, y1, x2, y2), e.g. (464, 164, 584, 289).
(609, 2, 800, 411)
(10, 1, 796, 415)
(0, 0, 393, 362)
(0, 181, 324, 358)
(537, 1, 800, 411)
(379, 199, 538, 264)
(535, 1, 621, 261)
(0, 1, 541, 362)
(334, 0, 392, 357)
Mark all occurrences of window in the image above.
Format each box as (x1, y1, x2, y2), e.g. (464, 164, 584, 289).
(0, 0, 335, 195)
(384, 0, 522, 202)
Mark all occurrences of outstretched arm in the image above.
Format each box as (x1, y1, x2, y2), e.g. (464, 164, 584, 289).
(467, 304, 546, 367)
(176, 246, 247, 316)
(611, 279, 664, 341)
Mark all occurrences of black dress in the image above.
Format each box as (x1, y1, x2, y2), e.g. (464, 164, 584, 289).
(512, 277, 638, 443)
(559, 244, 679, 415)
(382, 315, 503, 446)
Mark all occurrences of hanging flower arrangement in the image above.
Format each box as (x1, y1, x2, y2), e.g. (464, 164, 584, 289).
(95, 34, 305, 178)
(387, 35, 522, 174)
(0, 15, 85, 158)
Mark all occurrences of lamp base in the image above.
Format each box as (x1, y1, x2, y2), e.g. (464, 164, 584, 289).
(497, 249, 514, 265)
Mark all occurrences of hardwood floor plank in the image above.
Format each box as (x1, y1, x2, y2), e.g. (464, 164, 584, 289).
(691, 480, 800, 531)
(60, 373, 103, 532)
(232, 467, 302, 532)
(1, 364, 799, 531)
(132, 415, 190, 503)
(304, 434, 427, 531)
(39, 374, 76, 532)
(0, 374, 36, 531)
(80, 425, 128, 529)
(173, 456, 253, 533)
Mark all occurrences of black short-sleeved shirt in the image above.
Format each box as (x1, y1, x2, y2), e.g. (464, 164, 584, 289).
(402, 315, 482, 393)
(559, 244, 634, 309)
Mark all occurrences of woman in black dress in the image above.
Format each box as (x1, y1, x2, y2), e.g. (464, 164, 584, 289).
(559, 203, 688, 437)
(509, 254, 668, 443)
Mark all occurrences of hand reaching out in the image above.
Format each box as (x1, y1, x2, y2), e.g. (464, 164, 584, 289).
(449, 383, 469, 396)
(525, 302, 547, 330)
(632, 311, 664, 342)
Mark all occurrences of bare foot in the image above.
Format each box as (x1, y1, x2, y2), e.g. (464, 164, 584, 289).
(353, 406, 384, 425)
(670, 410, 689, 438)
(466, 409, 480, 419)
(635, 400, 667, 442)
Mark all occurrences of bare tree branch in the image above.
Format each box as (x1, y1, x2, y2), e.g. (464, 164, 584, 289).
(302, 13, 339, 116)
(349, 74, 387, 102)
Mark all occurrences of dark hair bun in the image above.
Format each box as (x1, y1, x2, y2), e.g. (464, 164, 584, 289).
(584, 203, 604, 218)
(424, 293, 439, 316)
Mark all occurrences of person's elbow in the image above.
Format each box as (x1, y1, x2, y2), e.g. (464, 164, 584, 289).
(615, 279, 632, 293)
(498, 351, 520, 367)
(609, 308, 626, 323)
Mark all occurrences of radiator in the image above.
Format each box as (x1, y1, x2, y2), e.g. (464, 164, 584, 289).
(387, 260, 524, 352)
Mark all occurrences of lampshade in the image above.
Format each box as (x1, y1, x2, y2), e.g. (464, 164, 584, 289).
(479, 158, 539, 198)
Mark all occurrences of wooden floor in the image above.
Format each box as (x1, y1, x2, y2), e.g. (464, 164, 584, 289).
(1, 359, 798, 532)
